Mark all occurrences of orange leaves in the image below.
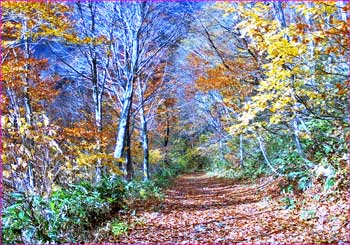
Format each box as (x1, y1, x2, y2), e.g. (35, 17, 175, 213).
(2, 20, 21, 40)
(336, 83, 348, 96)
(195, 60, 255, 107)
(2, 48, 58, 115)
(2, 2, 73, 125)
(164, 98, 177, 107)
(295, 23, 309, 33)
(313, 36, 324, 45)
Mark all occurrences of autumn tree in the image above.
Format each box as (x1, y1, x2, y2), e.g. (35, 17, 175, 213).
(2, 1, 73, 195)
(48, 1, 115, 182)
(224, 2, 350, 179)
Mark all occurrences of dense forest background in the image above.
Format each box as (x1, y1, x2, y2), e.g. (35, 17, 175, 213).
(1, 1, 349, 243)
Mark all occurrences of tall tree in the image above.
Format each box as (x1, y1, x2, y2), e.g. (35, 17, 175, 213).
(104, 1, 186, 178)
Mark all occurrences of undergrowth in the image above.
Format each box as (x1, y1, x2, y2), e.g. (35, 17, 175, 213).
(2, 162, 188, 244)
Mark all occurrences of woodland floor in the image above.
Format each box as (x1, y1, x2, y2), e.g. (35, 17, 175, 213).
(113, 172, 349, 244)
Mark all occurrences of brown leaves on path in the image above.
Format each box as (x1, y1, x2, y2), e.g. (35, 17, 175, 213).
(113, 172, 349, 244)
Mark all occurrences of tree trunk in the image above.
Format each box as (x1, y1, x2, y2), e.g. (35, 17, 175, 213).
(273, 2, 288, 29)
(23, 23, 33, 126)
(292, 118, 304, 157)
(125, 120, 134, 180)
(114, 28, 139, 172)
(256, 134, 281, 176)
(92, 55, 104, 183)
(164, 112, 170, 166)
(114, 80, 134, 174)
(136, 76, 150, 181)
(140, 103, 150, 181)
(239, 134, 244, 168)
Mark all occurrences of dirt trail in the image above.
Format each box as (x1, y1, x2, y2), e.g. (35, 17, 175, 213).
(115, 172, 348, 244)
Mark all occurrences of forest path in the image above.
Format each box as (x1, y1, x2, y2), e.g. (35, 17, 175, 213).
(114, 172, 345, 244)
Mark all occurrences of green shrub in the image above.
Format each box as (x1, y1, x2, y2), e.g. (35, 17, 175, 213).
(49, 182, 110, 234)
(96, 175, 126, 209)
(280, 196, 296, 209)
(2, 175, 126, 244)
(3, 166, 184, 244)
(154, 162, 188, 186)
(206, 157, 268, 180)
(111, 219, 129, 237)
(125, 180, 164, 200)
(2, 193, 50, 244)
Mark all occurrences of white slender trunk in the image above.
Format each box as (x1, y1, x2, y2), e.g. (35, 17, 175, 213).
(114, 32, 139, 173)
(114, 81, 134, 160)
(140, 104, 150, 181)
(256, 135, 281, 176)
(136, 77, 150, 180)
(292, 119, 304, 157)
(92, 58, 104, 183)
(94, 90, 103, 182)
(239, 134, 244, 168)
(23, 19, 33, 126)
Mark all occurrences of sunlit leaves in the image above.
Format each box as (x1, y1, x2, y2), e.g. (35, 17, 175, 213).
(1, 1, 74, 44)
(226, 1, 349, 135)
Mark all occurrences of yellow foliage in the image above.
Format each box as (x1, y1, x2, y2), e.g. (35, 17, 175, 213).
(269, 114, 283, 125)
(149, 149, 163, 164)
(76, 153, 123, 175)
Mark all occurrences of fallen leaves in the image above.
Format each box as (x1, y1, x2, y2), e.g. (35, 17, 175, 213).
(109, 172, 349, 244)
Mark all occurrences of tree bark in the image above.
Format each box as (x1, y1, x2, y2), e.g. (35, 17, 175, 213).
(256, 134, 282, 176)
(125, 119, 134, 180)
(136, 76, 150, 181)
(113, 22, 139, 174)
(92, 52, 105, 183)
(140, 103, 150, 181)
(164, 111, 170, 166)
(114, 80, 134, 168)
(292, 118, 304, 157)
(239, 134, 244, 168)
